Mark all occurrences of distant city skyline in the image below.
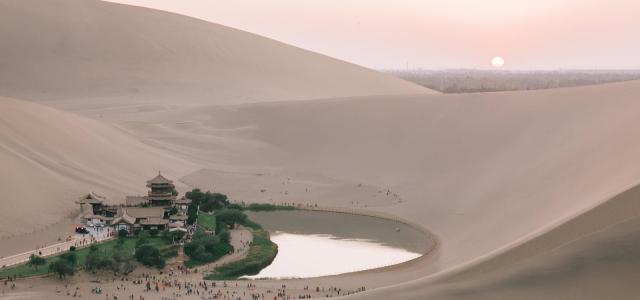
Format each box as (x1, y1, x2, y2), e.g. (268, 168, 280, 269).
(107, 0, 640, 70)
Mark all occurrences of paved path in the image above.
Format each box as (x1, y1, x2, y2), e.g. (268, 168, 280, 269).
(0, 227, 115, 268)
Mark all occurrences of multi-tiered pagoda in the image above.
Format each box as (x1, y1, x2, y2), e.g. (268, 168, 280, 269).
(79, 172, 190, 233)
(146, 171, 177, 207)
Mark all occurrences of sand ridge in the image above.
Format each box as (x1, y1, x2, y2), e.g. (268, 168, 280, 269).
(0, 0, 433, 104)
(1, 0, 640, 299)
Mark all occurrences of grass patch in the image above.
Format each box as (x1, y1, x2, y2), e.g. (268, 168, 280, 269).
(0, 237, 168, 279)
(205, 227, 277, 280)
(198, 212, 217, 231)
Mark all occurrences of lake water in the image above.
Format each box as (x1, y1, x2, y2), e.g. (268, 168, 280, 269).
(245, 210, 432, 279)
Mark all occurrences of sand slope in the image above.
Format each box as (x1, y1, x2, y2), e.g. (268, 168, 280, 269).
(2, 1, 640, 299)
(0, 96, 196, 244)
(83, 80, 640, 299)
(0, 0, 432, 104)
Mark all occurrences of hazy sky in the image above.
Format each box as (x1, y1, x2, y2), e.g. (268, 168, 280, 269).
(108, 0, 640, 70)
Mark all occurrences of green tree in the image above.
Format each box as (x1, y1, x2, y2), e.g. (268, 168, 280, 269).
(49, 259, 75, 279)
(185, 189, 205, 205)
(85, 245, 113, 273)
(26, 254, 46, 271)
(200, 193, 229, 212)
(59, 252, 78, 268)
(218, 228, 231, 244)
(186, 203, 198, 225)
(215, 209, 247, 228)
(184, 230, 233, 265)
(185, 189, 230, 212)
(162, 230, 185, 243)
(134, 244, 165, 269)
(112, 244, 135, 274)
(168, 207, 178, 215)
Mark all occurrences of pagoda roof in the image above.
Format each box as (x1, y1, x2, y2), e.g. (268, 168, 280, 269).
(112, 210, 136, 225)
(174, 197, 192, 205)
(146, 172, 174, 185)
(77, 192, 105, 205)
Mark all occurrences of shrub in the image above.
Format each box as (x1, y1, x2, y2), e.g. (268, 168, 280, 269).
(118, 229, 129, 238)
(246, 203, 296, 211)
(227, 203, 244, 210)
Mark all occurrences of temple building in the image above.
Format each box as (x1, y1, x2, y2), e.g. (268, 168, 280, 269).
(112, 207, 168, 233)
(78, 172, 190, 233)
(146, 172, 177, 207)
(77, 192, 106, 214)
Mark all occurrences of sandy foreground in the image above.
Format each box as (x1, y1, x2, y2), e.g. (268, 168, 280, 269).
(2, 0, 640, 299)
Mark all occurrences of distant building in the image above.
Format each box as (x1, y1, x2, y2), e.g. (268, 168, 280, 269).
(79, 172, 189, 234)
(113, 207, 168, 232)
(76, 192, 106, 214)
(146, 172, 177, 207)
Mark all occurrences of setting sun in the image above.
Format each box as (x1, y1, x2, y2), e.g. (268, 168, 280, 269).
(491, 56, 505, 68)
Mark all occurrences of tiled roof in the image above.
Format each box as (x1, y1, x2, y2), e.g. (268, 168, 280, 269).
(146, 172, 173, 185)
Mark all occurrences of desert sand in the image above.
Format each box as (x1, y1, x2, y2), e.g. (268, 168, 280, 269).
(0, 96, 197, 254)
(0, 0, 432, 105)
(2, 0, 640, 299)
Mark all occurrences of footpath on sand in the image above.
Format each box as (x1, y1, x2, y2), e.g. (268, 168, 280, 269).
(0, 227, 115, 269)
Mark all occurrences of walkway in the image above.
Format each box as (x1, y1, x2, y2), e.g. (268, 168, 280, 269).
(0, 227, 114, 268)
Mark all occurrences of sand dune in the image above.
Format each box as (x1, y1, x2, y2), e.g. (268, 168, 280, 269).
(0, 96, 196, 253)
(2, 1, 640, 299)
(77, 80, 640, 299)
(410, 176, 640, 300)
(0, 0, 432, 105)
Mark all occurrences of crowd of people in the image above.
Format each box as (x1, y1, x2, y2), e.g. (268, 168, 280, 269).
(39, 271, 366, 300)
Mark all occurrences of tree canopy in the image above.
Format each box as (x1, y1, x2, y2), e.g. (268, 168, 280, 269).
(134, 244, 165, 269)
(215, 209, 247, 228)
(49, 252, 77, 279)
(27, 254, 46, 271)
(185, 189, 229, 212)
